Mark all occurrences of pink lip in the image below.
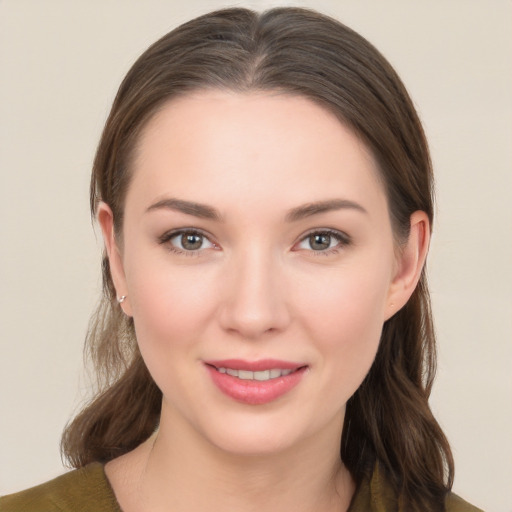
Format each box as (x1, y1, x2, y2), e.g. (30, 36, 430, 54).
(204, 359, 308, 406)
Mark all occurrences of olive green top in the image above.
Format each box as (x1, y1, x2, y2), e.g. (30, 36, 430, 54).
(1, 462, 483, 512)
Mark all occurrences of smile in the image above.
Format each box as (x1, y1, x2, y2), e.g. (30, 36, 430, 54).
(216, 368, 294, 381)
(204, 359, 308, 405)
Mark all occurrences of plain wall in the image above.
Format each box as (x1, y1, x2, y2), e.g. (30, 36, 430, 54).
(1, 1, 511, 510)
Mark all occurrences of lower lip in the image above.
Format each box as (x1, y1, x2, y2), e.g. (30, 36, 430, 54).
(206, 365, 307, 405)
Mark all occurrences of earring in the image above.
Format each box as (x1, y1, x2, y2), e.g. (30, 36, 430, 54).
(117, 295, 127, 304)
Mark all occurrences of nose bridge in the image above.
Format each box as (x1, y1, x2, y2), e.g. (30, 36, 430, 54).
(219, 241, 289, 338)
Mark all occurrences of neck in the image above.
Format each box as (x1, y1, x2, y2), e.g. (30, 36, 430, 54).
(107, 406, 355, 512)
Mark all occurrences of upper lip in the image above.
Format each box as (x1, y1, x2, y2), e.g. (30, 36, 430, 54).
(204, 359, 306, 371)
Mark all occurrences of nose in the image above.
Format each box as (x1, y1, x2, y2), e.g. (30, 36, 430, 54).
(218, 247, 291, 340)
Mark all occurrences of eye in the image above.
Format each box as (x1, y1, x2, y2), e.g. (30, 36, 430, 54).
(295, 229, 350, 253)
(159, 229, 216, 254)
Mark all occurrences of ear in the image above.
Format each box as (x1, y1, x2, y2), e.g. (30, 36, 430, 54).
(385, 211, 430, 320)
(97, 202, 133, 317)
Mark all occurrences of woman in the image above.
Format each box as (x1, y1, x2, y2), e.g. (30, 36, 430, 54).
(1, 7, 483, 512)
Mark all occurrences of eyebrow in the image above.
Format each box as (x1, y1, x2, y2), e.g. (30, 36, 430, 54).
(146, 197, 367, 222)
(284, 199, 367, 222)
(146, 198, 223, 221)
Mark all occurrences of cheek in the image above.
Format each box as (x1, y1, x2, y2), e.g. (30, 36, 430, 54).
(294, 262, 391, 385)
(297, 259, 390, 333)
(124, 259, 222, 404)
(123, 251, 218, 354)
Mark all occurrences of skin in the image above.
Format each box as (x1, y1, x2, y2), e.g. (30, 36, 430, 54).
(99, 90, 429, 512)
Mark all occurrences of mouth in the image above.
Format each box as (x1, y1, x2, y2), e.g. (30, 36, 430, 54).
(204, 359, 308, 405)
(213, 367, 295, 381)
(205, 358, 307, 379)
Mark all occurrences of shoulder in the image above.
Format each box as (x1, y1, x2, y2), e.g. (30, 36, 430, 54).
(349, 463, 485, 512)
(0, 463, 121, 512)
(445, 492, 485, 512)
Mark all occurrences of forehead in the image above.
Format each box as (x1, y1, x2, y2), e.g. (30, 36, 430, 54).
(127, 90, 386, 216)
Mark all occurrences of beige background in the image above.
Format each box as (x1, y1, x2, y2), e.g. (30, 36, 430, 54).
(1, 1, 511, 510)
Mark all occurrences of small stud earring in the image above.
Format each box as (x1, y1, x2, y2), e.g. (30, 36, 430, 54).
(117, 295, 127, 304)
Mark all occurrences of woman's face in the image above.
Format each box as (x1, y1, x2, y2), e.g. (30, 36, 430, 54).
(102, 90, 424, 455)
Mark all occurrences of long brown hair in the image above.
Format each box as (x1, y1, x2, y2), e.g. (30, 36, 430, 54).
(61, 7, 454, 510)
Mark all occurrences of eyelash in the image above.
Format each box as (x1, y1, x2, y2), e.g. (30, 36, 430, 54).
(158, 228, 351, 256)
(158, 228, 216, 257)
(295, 229, 351, 256)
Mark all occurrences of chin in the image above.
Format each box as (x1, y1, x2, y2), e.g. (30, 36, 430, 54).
(204, 423, 301, 458)
(196, 404, 342, 459)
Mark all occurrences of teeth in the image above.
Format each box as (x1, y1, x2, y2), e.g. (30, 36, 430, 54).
(238, 370, 253, 380)
(216, 367, 295, 381)
(254, 370, 270, 381)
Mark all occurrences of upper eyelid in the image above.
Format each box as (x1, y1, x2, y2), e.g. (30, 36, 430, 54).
(159, 228, 217, 255)
(293, 228, 351, 253)
(159, 227, 214, 242)
(297, 228, 351, 242)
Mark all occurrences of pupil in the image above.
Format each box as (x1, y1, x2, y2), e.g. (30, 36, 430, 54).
(182, 233, 202, 250)
(310, 233, 330, 250)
